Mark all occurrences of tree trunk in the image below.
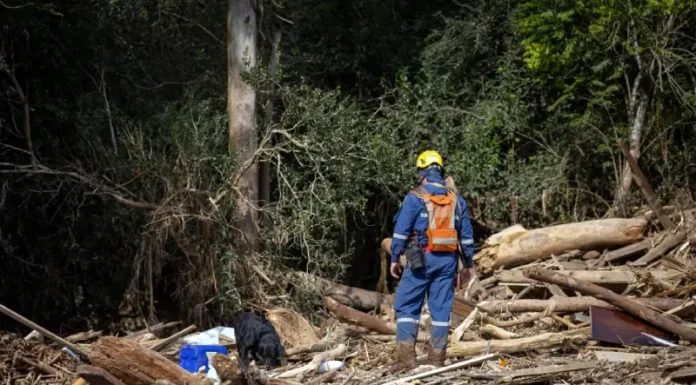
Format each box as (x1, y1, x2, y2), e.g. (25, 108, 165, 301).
(89, 337, 206, 385)
(228, 0, 259, 249)
(614, 87, 650, 214)
(474, 219, 647, 273)
(260, 31, 281, 209)
(496, 269, 680, 286)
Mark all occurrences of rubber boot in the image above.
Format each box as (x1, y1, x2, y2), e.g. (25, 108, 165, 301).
(427, 345, 446, 367)
(388, 342, 418, 374)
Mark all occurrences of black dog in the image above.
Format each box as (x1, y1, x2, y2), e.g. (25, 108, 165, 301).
(232, 312, 286, 375)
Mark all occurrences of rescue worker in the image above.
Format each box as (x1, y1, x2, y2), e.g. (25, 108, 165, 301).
(389, 150, 475, 372)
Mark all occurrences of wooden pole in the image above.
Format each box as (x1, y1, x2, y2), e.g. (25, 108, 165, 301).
(0, 304, 90, 360)
(618, 141, 675, 229)
(524, 267, 696, 343)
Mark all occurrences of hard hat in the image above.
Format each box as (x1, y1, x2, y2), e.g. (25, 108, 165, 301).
(416, 150, 443, 170)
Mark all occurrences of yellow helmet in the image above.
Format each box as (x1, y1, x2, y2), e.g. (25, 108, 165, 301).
(416, 150, 443, 170)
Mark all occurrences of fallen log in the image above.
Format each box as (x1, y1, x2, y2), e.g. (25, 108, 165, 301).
(293, 272, 393, 311)
(630, 231, 687, 267)
(474, 218, 647, 273)
(448, 329, 587, 357)
(323, 297, 395, 335)
(89, 337, 207, 385)
(477, 297, 685, 314)
(524, 267, 696, 343)
(497, 269, 680, 286)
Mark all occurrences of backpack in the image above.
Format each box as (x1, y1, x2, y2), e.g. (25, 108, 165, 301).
(411, 184, 460, 253)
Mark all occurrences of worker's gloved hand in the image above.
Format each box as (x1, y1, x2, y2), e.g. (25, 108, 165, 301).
(390, 262, 403, 279)
(456, 267, 476, 290)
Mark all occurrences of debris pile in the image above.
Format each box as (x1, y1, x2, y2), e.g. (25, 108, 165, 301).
(2, 169, 696, 384)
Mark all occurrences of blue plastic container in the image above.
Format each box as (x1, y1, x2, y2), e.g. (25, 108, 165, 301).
(179, 344, 229, 373)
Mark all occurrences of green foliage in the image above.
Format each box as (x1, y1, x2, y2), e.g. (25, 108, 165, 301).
(2, 0, 696, 331)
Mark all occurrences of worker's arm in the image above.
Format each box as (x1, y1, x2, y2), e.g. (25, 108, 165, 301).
(390, 193, 419, 263)
(457, 195, 475, 268)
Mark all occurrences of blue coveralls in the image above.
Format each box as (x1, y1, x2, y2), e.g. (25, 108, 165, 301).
(391, 173, 475, 350)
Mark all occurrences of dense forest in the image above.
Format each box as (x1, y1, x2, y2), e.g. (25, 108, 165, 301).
(1, 0, 695, 333)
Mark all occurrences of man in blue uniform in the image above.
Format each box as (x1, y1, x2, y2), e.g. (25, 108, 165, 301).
(389, 150, 475, 372)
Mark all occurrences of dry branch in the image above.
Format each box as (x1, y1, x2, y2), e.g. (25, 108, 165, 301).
(275, 344, 347, 379)
(0, 304, 90, 360)
(619, 141, 675, 229)
(524, 267, 696, 343)
(479, 324, 519, 340)
(150, 325, 196, 352)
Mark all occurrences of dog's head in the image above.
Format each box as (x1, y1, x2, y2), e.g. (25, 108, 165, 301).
(258, 337, 285, 369)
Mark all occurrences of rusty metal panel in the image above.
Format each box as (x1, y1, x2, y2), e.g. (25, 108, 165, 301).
(590, 306, 673, 346)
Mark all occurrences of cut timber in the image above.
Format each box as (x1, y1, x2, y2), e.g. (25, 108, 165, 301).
(477, 297, 684, 314)
(604, 239, 652, 263)
(448, 329, 587, 357)
(323, 297, 395, 335)
(475, 219, 647, 273)
(293, 271, 393, 311)
(630, 231, 687, 267)
(89, 337, 207, 385)
(524, 267, 696, 343)
(497, 269, 680, 286)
